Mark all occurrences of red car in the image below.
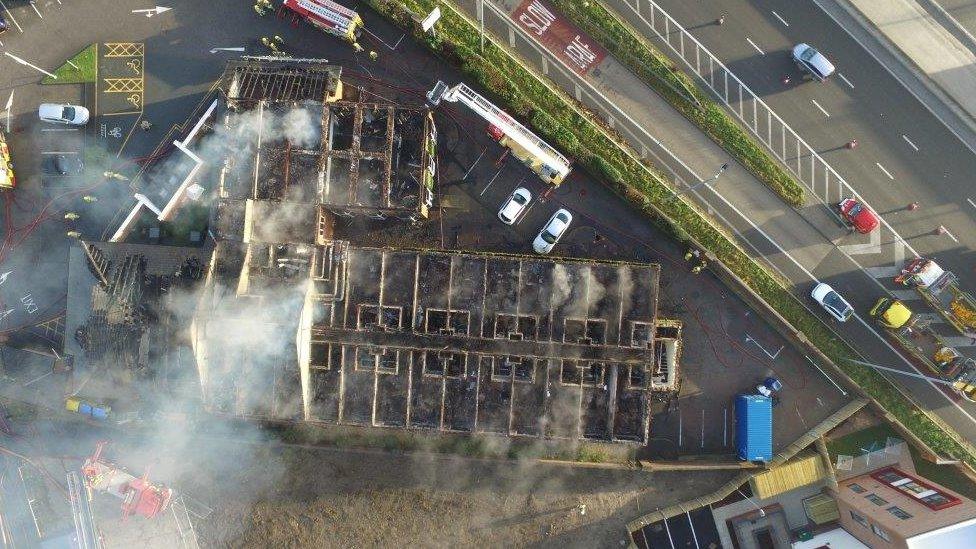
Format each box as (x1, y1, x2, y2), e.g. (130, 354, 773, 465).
(838, 198, 879, 234)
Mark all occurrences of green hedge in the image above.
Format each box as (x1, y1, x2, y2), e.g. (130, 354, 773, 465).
(364, 0, 976, 468)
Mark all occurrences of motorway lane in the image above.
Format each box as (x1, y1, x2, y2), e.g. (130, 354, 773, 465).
(616, 0, 976, 295)
(609, 0, 976, 289)
(465, 0, 976, 444)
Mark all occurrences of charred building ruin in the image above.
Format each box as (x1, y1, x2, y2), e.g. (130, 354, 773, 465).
(217, 59, 436, 221)
(178, 60, 682, 445)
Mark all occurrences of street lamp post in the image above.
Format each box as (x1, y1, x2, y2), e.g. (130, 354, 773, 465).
(737, 489, 766, 518)
(675, 162, 730, 196)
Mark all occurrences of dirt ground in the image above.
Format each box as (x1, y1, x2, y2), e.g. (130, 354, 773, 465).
(181, 443, 732, 548)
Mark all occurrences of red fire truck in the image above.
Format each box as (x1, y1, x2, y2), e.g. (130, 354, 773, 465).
(282, 0, 363, 44)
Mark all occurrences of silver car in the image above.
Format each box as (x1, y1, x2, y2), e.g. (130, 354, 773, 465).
(38, 103, 90, 125)
(811, 282, 853, 322)
(533, 209, 572, 254)
(792, 43, 835, 82)
(497, 187, 532, 225)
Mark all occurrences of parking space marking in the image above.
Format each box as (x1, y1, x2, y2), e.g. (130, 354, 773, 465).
(479, 166, 503, 196)
(463, 147, 486, 180)
(967, 198, 976, 209)
(838, 73, 854, 89)
(876, 162, 894, 180)
(745, 333, 783, 359)
(941, 226, 960, 243)
(902, 134, 919, 152)
(40, 151, 79, 155)
(746, 38, 765, 56)
(41, 128, 79, 132)
(677, 410, 682, 447)
(0, 0, 24, 33)
(29, 1, 42, 18)
(771, 11, 789, 26)
(810, 99, 830, 118)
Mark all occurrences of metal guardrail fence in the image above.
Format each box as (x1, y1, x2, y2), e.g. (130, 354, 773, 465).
(613, 0, 852, 207)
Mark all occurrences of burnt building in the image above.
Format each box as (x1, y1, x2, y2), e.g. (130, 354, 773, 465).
(186, 59, 680, 445)
(193, 195, 680, 444)
(217, 58, 436, 221)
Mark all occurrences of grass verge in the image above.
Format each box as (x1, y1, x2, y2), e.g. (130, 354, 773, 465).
(548, 0, 804, 208)
(364, 0, 976, 469)
(42, 44, 97, 84)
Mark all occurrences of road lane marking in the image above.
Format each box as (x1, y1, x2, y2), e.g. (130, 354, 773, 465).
(967, 198, 976, 209)
(838, 73, 854, 88)
(902, 134, 919, 151)
(771, 11, 789, 26)
(746, 38, 765, 56)
(811, 99, 830, 117)
(876, 162, 894, 179)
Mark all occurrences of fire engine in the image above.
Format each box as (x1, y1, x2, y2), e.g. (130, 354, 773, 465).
(0, 131, 15, 190)
(427, 81, 573, 186)
(282, 0, 364, 44)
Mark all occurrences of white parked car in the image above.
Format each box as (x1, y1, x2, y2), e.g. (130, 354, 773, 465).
(791, 43, 835, 82)
(38, 103, 90, 125)
(497, 187, 532, 225)
(533, 209, 572, 254)
(811, 282, 854, 322)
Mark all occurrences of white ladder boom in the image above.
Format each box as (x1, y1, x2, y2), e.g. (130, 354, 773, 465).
(440, 83, 571, 180)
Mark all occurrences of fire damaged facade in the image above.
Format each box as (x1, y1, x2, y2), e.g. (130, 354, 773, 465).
(182, 59, 682, 444)
(219, 59, 436, 220)
(194, 212, 681, 443)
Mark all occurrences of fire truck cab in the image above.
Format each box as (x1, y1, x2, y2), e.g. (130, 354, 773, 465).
(283, 0, 364, 44)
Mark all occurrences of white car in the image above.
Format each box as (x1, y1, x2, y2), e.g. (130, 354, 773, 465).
(497, 187, 532, 225)
(791, 43, 835, 82)
(811, 282, 854, 322)
(38, 103, 90, 125)
(533, 209, 572, 254)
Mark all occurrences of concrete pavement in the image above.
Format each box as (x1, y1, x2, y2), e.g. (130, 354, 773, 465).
(841, 0, 976, 145)
(458, 0, 976, 447)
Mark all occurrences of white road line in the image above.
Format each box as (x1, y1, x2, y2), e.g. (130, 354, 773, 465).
(811, 99, 830, 117)
(41, 128, 79, 132)
(29, 1, 42, 18)
(967, 198, 976, 209)
(902, 134, 919, 152)
(771, 11, 789, 26)
(942, 226, 960, 243)
(746, 37, 765, 56)
(876, 162, 894, 180)
(838, 73, 855, 88)
(40, 151, 79, 155)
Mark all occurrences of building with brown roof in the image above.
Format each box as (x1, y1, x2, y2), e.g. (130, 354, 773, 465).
(834, 465, 976, 549)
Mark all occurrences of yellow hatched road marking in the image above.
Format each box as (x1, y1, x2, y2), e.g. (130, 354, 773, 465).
(103, 42, 144, 57)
